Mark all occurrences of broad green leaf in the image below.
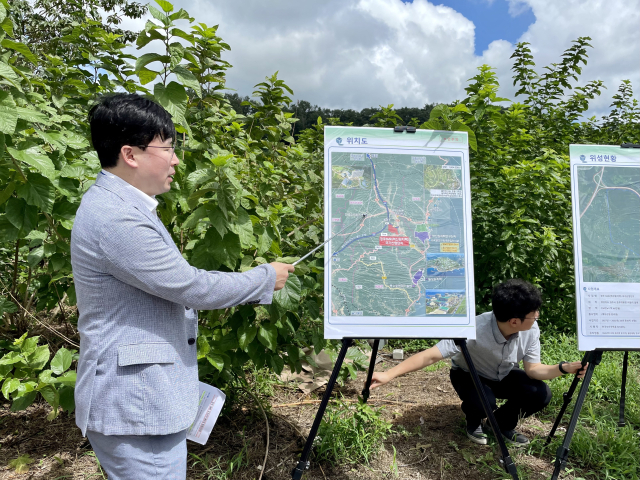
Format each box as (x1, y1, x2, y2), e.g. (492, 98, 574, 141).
(273, 274, 302, 312)
(0, 16, 13, 37)
(171, 28, 195, 46)
(173, 65, 202, 98)
(39, 384, 59, 409)
(154, 81, 188, 123)
(137, 68, 159, 85)
(10, 390, 37, 411)
(5, 197, 38, 234)
(237, 324, 257, 351)
(21, 336, 39, 354)
(0, 296, 17, 315)
(55, 371, 76, 386)
(135, 52, 165, 72)
(155, 0, 174, 13)
(169, 8, 191, 21)
(206, 205, 228, 237)
(0, 61, 18, 81)
(0, 351, 23, 365)
(190, 235, 220, 271)
(51, 348, 72, 375)
(185, 168, 216, 190)
(7, 147, 56, 178)
(27, 246, 44, 268)
(211, 332, 238, 353)
(216, 179, 236, 219)
(0, 90, 17, 134)
(210, 153, 233, 167)
(16, 173, 55, 213)
(257, 323, 278, 351)
(148, 5, 168, 23)
(2, 377, 19, 399)
(136, 28, 165, 48)
(182, 205, 208, 229)
(38, 369, 56, 384)
(58, 385, 75, 413)
(218, 231, 242, 270)
(15, 107, 51, 125)
(229, 207, 254, 248)
(27, 345, 50, 370)
(0, 4, 5, 24)
(206, 353, 225, 371)
(267, 354, 284, 375)
(0, 180, 16, 206)
(1, 39, 37, 64)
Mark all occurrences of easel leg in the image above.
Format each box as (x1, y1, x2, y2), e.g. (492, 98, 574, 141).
(545, 351, 591, 446)
(361, 339, 381, 403)
(292, 339, 353, 480)
(454, 339, 519, 480)
(550, 351, 603, 480)
(618, 351, 629, 428)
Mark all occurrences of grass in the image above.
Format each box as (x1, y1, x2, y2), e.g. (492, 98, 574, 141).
(314, 397, 393, 465)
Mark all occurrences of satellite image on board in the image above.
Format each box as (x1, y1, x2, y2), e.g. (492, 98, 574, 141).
(577, 165, 640, 283)
(329, 151, 468, 317)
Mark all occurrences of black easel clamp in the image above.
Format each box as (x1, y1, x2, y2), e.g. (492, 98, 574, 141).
(394, 126, 417, 133)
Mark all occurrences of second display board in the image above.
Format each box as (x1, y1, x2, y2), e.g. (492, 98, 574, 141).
(324, 126, 476, 340)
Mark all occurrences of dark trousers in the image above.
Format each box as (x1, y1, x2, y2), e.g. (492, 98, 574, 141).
(450, 367, 552, 432)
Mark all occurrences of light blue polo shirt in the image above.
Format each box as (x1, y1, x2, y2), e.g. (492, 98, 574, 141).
(436, 311, 541, 381)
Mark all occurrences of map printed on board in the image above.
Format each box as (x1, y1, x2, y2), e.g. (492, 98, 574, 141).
(324, 127, 476, 340)
(570, 144, 640, 351)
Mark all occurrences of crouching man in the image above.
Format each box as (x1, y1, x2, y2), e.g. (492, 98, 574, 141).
(371, 279, 587, 446)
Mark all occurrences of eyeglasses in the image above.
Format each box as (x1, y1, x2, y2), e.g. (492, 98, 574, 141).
(136, 144, 176, 159)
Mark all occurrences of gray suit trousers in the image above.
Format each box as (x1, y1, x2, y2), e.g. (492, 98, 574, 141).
(87, 430, 187, 480)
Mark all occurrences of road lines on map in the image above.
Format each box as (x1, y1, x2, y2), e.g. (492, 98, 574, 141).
(333, 156, 391, 255)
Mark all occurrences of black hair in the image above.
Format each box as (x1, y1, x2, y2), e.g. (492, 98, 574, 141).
(492, 279, 542, 322)
(88, 93, 176, 169)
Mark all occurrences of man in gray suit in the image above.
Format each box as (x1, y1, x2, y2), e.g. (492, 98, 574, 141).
(71, 93, 294, 479)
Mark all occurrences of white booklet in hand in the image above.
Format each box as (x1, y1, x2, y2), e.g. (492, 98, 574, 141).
(186, 382, 226, 445)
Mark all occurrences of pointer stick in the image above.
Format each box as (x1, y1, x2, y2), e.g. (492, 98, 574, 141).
(292, 214, 366, 266)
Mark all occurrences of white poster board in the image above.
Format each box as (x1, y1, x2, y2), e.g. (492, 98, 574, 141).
(570, 144, 640, 351)
(324, 127, 476, 340)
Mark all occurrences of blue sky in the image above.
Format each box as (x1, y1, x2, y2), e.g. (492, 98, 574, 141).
(416, 0, 536, 55)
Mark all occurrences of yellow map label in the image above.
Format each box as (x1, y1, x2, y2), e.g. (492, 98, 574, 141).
(381, 276, 387, 279)
(440, 243, 460, 253)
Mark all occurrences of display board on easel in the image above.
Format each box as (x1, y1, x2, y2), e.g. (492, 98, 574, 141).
(323, 126, 476, 340)
(570, 144, 640, 351)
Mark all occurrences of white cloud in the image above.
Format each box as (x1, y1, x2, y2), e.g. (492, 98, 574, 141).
(126, 0, 639, 118)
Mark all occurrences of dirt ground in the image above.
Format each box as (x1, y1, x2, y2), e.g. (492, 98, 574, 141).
(0, 356, 587, 480)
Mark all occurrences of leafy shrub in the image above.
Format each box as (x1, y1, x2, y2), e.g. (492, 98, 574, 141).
(315, 398, 392, 465)
(0, 333, 76, 417)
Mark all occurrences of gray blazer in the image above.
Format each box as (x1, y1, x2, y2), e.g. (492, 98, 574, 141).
(71, 173, 276, 436)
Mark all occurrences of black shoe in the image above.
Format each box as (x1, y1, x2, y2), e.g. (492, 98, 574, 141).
(501, 429, 530, 447)
(466, 424, 488, 445)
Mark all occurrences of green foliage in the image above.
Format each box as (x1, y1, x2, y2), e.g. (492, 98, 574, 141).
(0, 333, 76, 417)
(315, 398, 392, 465)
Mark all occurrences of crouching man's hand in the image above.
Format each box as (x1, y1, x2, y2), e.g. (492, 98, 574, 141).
(370, 372, 393, 390)
(562, 361, 589, 379)
(270, 262, 295, 291)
